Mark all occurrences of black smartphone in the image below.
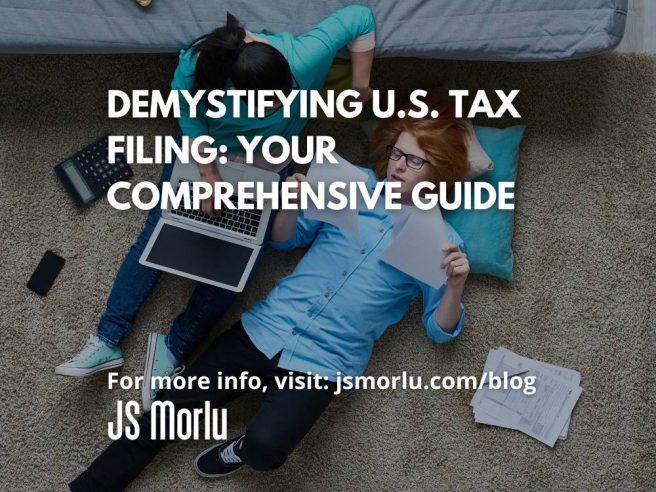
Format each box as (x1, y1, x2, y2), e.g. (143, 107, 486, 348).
(27, 251, 66, 296)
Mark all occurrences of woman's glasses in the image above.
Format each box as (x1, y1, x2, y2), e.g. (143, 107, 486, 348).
(386, 145, 430, 171)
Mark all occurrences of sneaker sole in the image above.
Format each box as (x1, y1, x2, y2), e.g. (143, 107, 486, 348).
(193, 442, 244, 478)
(142, 333, 159, 413)
(54, 358, 124, 377)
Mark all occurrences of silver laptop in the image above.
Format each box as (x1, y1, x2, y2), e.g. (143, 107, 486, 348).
(139, 158, 280, 292)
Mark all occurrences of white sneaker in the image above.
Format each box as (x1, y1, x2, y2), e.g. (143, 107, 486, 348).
(142, 333, 183, 412)
(55, 335, 124, 377)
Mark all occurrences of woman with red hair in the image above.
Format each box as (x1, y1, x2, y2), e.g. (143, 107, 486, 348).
(70, 95, 471, 490)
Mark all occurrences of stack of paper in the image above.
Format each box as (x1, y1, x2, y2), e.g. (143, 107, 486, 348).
(471, 347, 583, 447)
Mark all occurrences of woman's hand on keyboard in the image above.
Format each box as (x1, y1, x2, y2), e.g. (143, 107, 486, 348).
(198, 164, 223, 217)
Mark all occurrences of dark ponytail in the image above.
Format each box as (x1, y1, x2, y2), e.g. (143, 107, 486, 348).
(193, 12, 293, 101)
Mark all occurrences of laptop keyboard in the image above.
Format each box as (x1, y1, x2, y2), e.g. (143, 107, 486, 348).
(169, 181, 263, 237)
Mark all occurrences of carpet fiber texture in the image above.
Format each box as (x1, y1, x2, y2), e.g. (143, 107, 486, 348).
(0, 53, 654, 491)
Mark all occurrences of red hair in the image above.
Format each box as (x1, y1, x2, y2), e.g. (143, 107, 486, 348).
(371, 94, 470, 189)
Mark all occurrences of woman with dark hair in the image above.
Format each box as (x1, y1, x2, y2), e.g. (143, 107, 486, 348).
(56, 6, 376, 409)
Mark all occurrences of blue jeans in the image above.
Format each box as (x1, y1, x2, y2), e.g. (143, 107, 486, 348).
(97, 159, 293, 363)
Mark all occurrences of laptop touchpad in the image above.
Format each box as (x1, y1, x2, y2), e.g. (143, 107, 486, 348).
(145, 223, 254, 288)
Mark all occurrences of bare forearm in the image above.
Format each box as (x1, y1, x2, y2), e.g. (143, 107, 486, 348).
(435, 283, 464, 333)
(271, 209, 299, 243)
(350, 49, 374, 89)
(194, 140, 215, 177)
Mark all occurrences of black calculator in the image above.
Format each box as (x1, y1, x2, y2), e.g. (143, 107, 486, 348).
(54, 135, 133, 207)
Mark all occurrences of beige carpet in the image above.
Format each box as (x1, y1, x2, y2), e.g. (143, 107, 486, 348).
(0, 53, 654, 491)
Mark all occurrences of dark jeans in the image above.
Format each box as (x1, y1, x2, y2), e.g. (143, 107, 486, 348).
(96, 153, 294, 362)
(70, 322, 336, 491)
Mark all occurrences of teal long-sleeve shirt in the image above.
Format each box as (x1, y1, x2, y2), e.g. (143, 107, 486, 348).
(241, 168, 467, 381)
(171, 5, 376, 153)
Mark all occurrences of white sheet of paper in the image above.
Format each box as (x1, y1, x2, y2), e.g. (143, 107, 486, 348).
(380, 206, 449, 290)
(474, 408, 516, 428)
(304, 152, 368, 238)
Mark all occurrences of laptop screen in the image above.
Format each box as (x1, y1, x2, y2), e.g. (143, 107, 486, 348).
(145, 223, 255, 288)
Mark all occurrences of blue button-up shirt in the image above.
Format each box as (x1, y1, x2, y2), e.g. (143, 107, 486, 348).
(242, 169, 466, 380)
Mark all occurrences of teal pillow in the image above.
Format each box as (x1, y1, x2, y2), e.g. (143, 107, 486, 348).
(443, 125, 525, 281)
